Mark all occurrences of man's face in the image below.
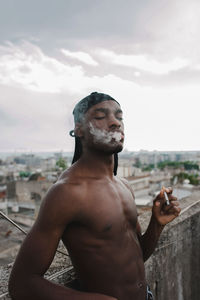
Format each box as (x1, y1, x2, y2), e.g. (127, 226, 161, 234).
(80, 100, 124, 154)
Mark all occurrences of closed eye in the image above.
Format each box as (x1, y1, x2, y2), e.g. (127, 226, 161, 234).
(115, 109, 123, 121)
(94, 112, 106, 119)
(117, 117, 123, 121)
(95, 116, 105, 120)
(116, 114, 123, 121)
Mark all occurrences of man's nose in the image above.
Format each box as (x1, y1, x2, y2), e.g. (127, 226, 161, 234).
(108, 114, 121, 128)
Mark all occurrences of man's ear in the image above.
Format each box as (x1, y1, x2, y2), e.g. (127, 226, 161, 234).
(74, 123, 84, 138)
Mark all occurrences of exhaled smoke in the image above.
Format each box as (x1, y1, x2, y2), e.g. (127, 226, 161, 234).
(89, 123, 122, 144)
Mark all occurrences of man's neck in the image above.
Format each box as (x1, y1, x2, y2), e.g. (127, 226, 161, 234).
(78, 149, 115, 179)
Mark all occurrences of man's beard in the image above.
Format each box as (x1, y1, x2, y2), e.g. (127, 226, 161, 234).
(90, 141, 123, 155)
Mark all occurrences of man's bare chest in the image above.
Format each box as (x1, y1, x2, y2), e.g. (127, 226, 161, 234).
(77, 181, 138, 239)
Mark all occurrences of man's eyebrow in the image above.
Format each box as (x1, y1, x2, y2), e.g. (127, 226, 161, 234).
(93, 108, 108, 113)
(93, 108, 123, 114)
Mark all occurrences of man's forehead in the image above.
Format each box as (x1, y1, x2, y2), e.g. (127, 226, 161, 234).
(87, 100, 122, 114)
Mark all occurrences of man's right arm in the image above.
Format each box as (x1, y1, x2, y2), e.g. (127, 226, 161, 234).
(8, 182, 116, 300)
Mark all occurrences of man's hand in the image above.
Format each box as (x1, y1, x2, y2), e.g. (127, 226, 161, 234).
(138, 186, 180, 261)
(152, 187, 181, 226)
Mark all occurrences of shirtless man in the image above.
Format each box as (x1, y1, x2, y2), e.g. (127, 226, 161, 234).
(9, 92, 181, 300)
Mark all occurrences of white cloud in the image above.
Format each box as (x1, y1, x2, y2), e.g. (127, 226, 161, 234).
(97, 49, 189, 74)
(61, 49, 98, 66)
(0, 42, 86, 94)
(0, 41, 140, 97)
(0, 41, 200, 152)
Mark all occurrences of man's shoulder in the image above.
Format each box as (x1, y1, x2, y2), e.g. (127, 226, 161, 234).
(46, 179, 84, 205)
(36, 173, 87, 225)
(117, 176, 130, 188)
(44, 167, 88, 207)
(117, 176, 135, 198)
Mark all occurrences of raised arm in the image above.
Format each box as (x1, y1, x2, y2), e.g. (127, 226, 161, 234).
(137, 187, 181, 261)
(9, 182, 116, 300)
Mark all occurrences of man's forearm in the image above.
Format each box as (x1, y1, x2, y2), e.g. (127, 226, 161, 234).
(139, 215, 165, 262)
(9, 274, 116, 300)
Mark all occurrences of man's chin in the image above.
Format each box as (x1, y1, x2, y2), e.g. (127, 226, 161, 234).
(105, 143, 123, 154)
(114, 144, 123, 153)
(91, 140, 124, 154)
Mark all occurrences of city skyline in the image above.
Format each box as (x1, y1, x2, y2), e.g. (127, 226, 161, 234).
(0, 0, 200, 152)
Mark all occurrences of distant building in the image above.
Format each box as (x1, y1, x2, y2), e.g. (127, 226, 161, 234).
(0, 185, 7, 214)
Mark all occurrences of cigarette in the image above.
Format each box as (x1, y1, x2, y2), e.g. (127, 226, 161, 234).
(164, 191, 170, 205)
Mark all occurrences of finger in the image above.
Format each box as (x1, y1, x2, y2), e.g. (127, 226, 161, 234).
(153, 199, 164, 218)
(170, 200, 180, 207)
(162, 201, 180, 216)
(163, 186, 173, 194)
(166, 186, 173, 194)
(168, 195, 177, 201)
(173, 207, 181, 216)
(154, 187, 173, 207)
(166, 206, 181, 216)
(176, 207, 181, 215)
(163, 203, 173, 213)
(155, 188, 165, 204)
(153, 200, 161, 213)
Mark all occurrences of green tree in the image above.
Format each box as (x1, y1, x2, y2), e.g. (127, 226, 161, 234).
(183, 161, 199, 170)
(56, 157, 67, 170)
(173, 172, 199, 186)
(19, 171, 31, 178)
(142, 164, 154, 171)
(157, 160, 199, 171)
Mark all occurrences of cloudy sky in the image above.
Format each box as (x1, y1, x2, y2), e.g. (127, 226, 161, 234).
(0, 0, 200, 153)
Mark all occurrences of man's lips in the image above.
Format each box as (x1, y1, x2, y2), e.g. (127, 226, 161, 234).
(89, 122, 124, 144)
(119, 134, 124, 141)
(109, 130, 124, 135)
(109, 131, 124, 142)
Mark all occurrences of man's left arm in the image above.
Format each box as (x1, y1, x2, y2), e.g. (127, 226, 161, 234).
(137, 187, 181, 262)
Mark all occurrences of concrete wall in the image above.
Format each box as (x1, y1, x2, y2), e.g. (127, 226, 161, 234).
(16, 180, 52, 203)
(128, 176, 150, 191)
(145, 201, 200, 300)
